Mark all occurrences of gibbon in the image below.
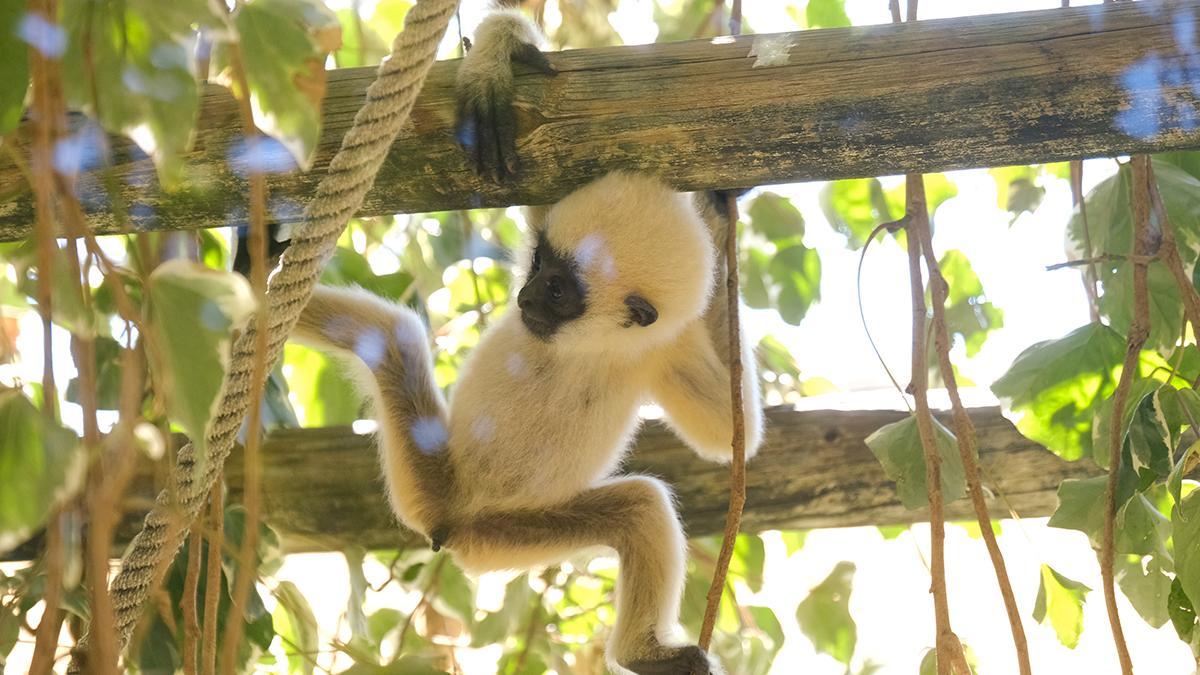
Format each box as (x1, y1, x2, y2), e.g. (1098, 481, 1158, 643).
(292, 11, 762, 674)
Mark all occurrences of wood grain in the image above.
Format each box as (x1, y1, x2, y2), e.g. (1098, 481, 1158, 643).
(2, 1, 1199, 240)
(0, 406, 1099, 561)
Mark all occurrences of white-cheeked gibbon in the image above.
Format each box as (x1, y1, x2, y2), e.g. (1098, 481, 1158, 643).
(291, 10, 763, 674)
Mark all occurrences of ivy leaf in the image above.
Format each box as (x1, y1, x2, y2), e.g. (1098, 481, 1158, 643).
(1091, 378, 1158, 470)
(1169, 577, 1199, 645)
(283, 344, 362, 426)
(1116, 554, 1172, 629)
(1047, 466, 1137, 546)
(61, 0, 217, 187)
(145, 261, 256, 455)
(781, 531, 807, 556)
(65, 335, 124, 410)
(1169, 438, 1200, 507)
(806, 0, 851, 28)
(934, 250, 1003, 357)
(422, 554, 476, 628)
(865, 414, 966, 510)
(1174, 491, 1200, 617)
(1115, 493, 1170, 557)
(0, 389, 84, 551)
(226, 0, 342, 169)
(740, 246, 771, 310)
(1071, 160, 1200, 351)
(472, 574, 532, 647)
(820, 178, 895, 249)
(1033, 564, 1091, 649)
(730, 534, 766, 593)
(989, 165, 1045, 222)
(0, 3, 29, 134)
(796, 561, 856, 665)
(767, 243, 821, 325)
(273, 581, 319, 675)
(992, 323, 1126, 461)
(747, 192, 804, 244)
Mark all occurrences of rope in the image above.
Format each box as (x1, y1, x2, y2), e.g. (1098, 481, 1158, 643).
(68, 1, 460, 669)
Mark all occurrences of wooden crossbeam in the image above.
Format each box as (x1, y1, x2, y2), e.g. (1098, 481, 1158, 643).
(1, 1, 1198, 240)
(3, 406, 1095, 560)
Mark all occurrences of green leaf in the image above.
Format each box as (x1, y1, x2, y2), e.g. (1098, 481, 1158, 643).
(796, 561, 856, 664)
(767, 243, 821, 325)
(0, 3, 29, 134)
(781, 531, 807, 556)
(146, 261, 255, 454)
(228, 0, 341, 169)
(1116, 554, 1172, 629)
(740, 246, 771, 310)
(989, 165, 1045, 221)
(747, 192, 804, 243)
(1047, 468, 1138, 546)
(66, 336, 124, 410)
(61, 0, 216, 186)
(1091, 378, 1158, 469)
(1174, 491, 1200, 617)
(819, 178, 896, 249)
(1169, 439, 1200, 507)
(730, 534, 766, 593)
(425, 555, 476, 628)
(806, 0, 850, 28)
(992, 323, 1126, 461)
(283, 344, 362, 426)
(1115, 493, 1170, 557)
(472, 574, 532, 647)
(1071, 161, 1200, 350)
(273, 580, 319, 675)
(935, 250, 1003, 357)
(1169, 576, 1199, 645)
(877, 524, 908, 540)
(0, 389, 84, 551)
(1032, 564, 1090, 649)
(864, 414, 966, 510)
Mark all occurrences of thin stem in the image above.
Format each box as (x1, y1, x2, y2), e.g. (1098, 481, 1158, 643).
(1145, 164, 1200, 337)
(28, 510, 65, 675)
(182, 528, 203, 675)
(696, 189, 747, 655)
(914, 194, 1032, 675)
(857, 219, 914, 412)
(201, 488, 224, 675)
(903, 173, 956, 675)
(1069, 160, 1102, 322)
(1100, 156, 1154, 675)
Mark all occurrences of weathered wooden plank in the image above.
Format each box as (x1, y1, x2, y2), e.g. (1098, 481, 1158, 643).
(1, 406, 1092, 560)
(1, 1, 1198, 241)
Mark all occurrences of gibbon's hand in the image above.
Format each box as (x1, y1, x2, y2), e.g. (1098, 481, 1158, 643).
(454, 14, 555, 183)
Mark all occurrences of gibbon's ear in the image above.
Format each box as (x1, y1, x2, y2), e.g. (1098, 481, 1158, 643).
(624, 294, 658, 327)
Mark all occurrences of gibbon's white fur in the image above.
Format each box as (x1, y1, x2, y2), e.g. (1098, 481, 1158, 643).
(292, 12, 762, 675)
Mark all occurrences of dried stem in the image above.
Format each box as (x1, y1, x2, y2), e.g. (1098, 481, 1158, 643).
(1069, 160, 1102, 322)
(1145, 164, 1200, 336)
(1100, 156, 1154, 675)
(201, 487, 224, 675)
(182, 527, 203, 675)
(696, 189, 748, 655)
(903, 173, 957, 675)
(28, 510, 65, 675)
(913, 195, 1032, 675)
(217, 36, 271, 675)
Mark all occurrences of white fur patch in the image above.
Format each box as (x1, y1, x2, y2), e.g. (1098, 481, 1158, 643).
(575, 233, 617, 280)
(410, 416, 448, 454)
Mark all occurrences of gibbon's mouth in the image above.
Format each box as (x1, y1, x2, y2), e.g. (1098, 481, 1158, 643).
(520, 311, 557, 341)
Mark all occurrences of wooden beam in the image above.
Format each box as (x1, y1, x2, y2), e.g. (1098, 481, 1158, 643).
(0, 406, 1095, 560)
(1, 1, 1198, 240)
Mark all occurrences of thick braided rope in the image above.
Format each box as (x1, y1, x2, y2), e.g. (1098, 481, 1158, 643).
(68, 1, 460, 669)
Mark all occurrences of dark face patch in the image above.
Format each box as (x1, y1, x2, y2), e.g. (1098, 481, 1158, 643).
(516, 233, 587, 340)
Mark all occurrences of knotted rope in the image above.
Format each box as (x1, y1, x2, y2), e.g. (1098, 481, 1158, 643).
(68, 1, 460, 669)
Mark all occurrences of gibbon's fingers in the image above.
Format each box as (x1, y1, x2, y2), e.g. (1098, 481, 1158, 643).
(512, 42, 556, 75)
(476, 101, 502, 183)
(624, 646, 712, 675)
(493, 98, 519, 180)
(455, 97, 481, 176)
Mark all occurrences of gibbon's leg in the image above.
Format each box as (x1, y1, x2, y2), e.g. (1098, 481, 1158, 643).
(291, 285, 455, 537)
(648, 192, 763, 462)
(450, 477, 713, 675)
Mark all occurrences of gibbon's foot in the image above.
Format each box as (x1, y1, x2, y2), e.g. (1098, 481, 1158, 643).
(455, 45, 555, 184)
(623, 645, 712, 675)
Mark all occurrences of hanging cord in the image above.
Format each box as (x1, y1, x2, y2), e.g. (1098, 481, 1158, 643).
(67, 1, 461, 669)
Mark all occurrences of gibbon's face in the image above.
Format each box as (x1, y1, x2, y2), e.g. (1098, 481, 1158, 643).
(515, 172, 715, 353)
(516, 232, 659, 341)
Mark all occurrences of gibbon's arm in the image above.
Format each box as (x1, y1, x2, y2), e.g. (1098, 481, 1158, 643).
(649, 192, 764, 462)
